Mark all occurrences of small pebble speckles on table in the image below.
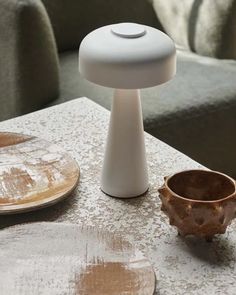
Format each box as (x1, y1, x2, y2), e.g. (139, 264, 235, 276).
(0, 97, 236, 295)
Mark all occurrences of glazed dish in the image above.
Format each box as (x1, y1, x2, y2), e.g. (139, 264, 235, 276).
(0, 132, 79, 214)
(0, 222, 155, 295)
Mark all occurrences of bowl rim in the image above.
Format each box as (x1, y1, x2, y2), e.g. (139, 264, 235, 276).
(164, 169, 236, 203)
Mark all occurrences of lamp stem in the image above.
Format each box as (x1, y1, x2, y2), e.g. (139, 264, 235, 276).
(101, 89, 149, 198)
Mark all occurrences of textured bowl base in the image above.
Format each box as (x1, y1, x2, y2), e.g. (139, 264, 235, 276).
(177, 231, 214, 242)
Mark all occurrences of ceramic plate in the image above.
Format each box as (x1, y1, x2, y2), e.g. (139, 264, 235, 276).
(0, 132, 79, 214)
(0, 222, 155, 295)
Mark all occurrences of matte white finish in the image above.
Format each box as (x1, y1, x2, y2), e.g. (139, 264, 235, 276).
(79, 23, 176, 89)
(101, 89, 149, 198)
(79, 23, 176, 198)
(111, 23, 146, 38)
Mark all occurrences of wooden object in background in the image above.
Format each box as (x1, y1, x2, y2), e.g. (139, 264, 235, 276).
(0, 222, 155, 295)
(0, 132, 79, 214)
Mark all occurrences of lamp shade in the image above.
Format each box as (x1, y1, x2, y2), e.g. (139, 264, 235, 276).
(79, 23, 176, 89)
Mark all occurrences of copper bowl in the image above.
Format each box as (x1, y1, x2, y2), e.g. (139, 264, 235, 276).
(158, 170, 236, 241)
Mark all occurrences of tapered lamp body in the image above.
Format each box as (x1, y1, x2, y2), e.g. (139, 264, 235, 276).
(79, 23, 176, 198)
(101, 89, 148, 197)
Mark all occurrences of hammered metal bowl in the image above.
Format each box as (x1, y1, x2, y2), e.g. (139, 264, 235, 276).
(158, 170, 236, 241)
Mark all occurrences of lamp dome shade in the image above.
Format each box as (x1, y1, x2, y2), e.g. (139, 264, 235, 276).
(79, 23, 176, 89)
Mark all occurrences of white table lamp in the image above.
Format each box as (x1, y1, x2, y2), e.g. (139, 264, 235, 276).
(79, 23, 176, 198)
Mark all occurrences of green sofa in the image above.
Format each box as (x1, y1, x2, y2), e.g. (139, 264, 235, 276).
(1, 0, 236, 177)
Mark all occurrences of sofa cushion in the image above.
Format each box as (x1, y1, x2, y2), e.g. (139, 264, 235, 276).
(53, 49, 236, 176)
(152, 0, 236, 59)
(41, 0, 162, 52)
(0, 0, 59, 121)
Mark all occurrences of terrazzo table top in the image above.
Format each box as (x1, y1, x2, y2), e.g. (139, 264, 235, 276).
(0, 97, 235, 294)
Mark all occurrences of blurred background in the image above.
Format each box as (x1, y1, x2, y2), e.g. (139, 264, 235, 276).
(0, 0, 236, 176)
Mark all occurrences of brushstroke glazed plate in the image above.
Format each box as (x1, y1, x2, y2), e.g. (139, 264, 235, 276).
(0, 132, 79, 214)
(0, 222, 155, 295)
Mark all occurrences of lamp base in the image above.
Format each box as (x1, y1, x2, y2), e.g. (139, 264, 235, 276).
(101, 89, 149, 198)
(101, 187, 149, 199)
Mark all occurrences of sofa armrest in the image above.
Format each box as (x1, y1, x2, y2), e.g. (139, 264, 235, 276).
(152, 0, 236, 59)
(0, 0, 59, 121)
(42, 0, 163, 52)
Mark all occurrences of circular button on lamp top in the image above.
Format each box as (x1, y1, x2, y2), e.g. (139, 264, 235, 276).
(111, 23, 146, 38)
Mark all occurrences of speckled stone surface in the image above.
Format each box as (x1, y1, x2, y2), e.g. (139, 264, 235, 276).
(0, 97, 235, 294)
